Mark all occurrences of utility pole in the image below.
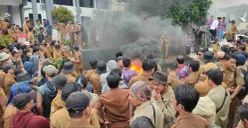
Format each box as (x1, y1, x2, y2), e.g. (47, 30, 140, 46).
(45, 0, 53, 24)
(31, 0, 38, 25)
(76, 0, 81, 24)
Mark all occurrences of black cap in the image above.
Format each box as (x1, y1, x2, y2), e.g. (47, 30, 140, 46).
(55, 44, 60, 49)
(51, 75, 68, 90)
(62, 82, 82, 102)
(96, 61, 106, 75)
(3, 65, 14, 73)
(12, 93, 32, 110)
(66, 92, 90, 114)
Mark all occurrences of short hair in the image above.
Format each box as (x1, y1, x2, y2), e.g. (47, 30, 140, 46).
(11, 50, 18, 56)
(207, 69, 223, 85)
(28, 26, 33, 31)
(36, 19, 40, 22)
(142, 59, 156, 72)
(73, 46, 79, 51)
(223, 17, 226, 19)
(222, 54, 236, 61)
(2, 29, 8, 35)
(239, 103, 248, 122)
(218, 17, 221, 20)
(130, 116, 155, 128)
(175, 85, 200, 112)
(238, 44, 246, 51)
(115, 52, 123, 59)
(107, 73, 120, 89)
(39, 27, 44, 31)
(33, 46, 40, 53)
(176, 56, 184, 64)
(25, 17, 29, 20)
(122, 57, 131, 68)
(89, 60, 98, 69)
(189, 60, 200, 72)
(166, 61, 178, 70)
(14, 68, 23, 76)
(111, 68, 122, 77)
(76, 75, 88, 89)
(21, 44, 27, 50)
(19, 27, 23, 32)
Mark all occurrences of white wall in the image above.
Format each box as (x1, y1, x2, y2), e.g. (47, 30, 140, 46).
(0, 0, 22, 6)
(0, 5, 21, 26)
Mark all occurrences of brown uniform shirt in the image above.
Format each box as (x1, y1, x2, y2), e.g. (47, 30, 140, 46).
(50, 91, 66, 117)
(184, 72, 206, 85)
(171, 112, 208, 128)
(74, 52, 83, 73)
(3, 104, 18, 128)
(212, 44, 219, 57)
(64, 74, 76, 83)
(50, 108, 100, 128)
(89, 73, 102, 95)
(128, 73, 151, 88)
(4, 74, 16, 97)
(28, 32, 35, 45)
(0, 70, 6, 90)
(0, 87, 7, 110)
(220, 66, 245, 89)
(86, 69, 96, 82)
(65, 120, 93, 128)
(97, 88, 130, 128)
(168, 74, 183, 90)
(53, 50, 62, 59)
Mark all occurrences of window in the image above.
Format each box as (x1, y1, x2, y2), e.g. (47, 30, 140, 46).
(79, 0, 94, 8)
(96, 0, 108, 9)
(53, 0, 73, 6)
(28, 0, 40, 3)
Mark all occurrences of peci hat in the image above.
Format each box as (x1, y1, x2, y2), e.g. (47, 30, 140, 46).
(200, 51, 217, 63)
(62, 61, 75, 74)
(3, 65, 14, 74)
(148, 71, 168, 84)
(0, 52, 10, 61)
(66, 91, 90, 114)
(96, 61, 106, 75)
(12, 93, 33, 109)
(51, 75, 68, 90)
(16, 72, 31, 82)
(43, 65, 57, 77)
(62, 82, 82, 102)
(4, 13, 11, 17)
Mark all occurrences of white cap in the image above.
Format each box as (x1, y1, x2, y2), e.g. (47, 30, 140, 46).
(4, 13, 11, 17)
(25, 41, 30, 46)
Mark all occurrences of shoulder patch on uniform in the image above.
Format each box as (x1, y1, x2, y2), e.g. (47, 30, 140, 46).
(240, 73, 245, 78)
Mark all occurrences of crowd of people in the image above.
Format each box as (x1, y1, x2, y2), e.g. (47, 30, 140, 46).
(0, 12, 248, 128)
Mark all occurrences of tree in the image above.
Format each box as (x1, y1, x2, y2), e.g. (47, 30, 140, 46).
(51, 6, 74, 24)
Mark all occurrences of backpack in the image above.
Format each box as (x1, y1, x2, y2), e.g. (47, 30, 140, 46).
(235, 67, 248, 100)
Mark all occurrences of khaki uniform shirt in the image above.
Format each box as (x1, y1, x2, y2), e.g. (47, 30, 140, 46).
(50, 91, 66, 117)
(50, 108, 100, 128)
(184, 72, 206, 85)
(212, 44, 219, 57)
(0, 70, 6, 90)
(194, 57, 204, 65)
(220, 66, 245, 89)
(171, 112, 208, 128)
(65, 120, 94, 128)
(131, 101, 164, 128)
(194, 81, 212, 97)
(75, 52, 83, 71)
(154, 86, 176, 128)
(0, 87, 7, 110)
(89, 73, 102, 95)
(53, 50, 62, 59)
(86, 69, 96, 82)
(65, 74, 76, 83)
(3, 104, 18, 128)
(128, 73, 151, 88)
(168, 74, 183, 90)
(4, 74, 16, 97)
(28, 32, 35, 45)
(208, 86, 231, 128)
(193, 96, 216, 126)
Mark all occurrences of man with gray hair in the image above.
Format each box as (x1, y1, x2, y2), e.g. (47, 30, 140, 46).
(129, 81, 164, 128)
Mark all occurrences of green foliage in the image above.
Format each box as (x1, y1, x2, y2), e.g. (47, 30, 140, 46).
(51, 57, 63, 69)
(63, 40, 72, 47)
(0, 35, 14, 48)
(167, 0, 212, 26)
(51, 6, 74, 24)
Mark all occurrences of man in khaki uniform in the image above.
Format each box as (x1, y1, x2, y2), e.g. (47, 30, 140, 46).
(160, 36, 169, 58)
(219, 54, 245, 128)
(71, 47, 83, 74)
(166, 61, 183, 90)
(53, 44, 62, 59)
(61, 61, 76, 83)
(172, 86, 208, 128)
(56, 21, 66, 41)
(89, 61, 106, 96)
(184, 60, 206, 85)
(149, 71, 176, 128)
(128, 59, 156, 88)
(129, 81, 164, 128)
(3, 66, 16, 97)
(207, 69, 231, 128)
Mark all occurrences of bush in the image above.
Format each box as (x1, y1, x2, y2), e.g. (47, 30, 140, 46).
(51, 6, 74, 24)
(0, 35, 14, 48)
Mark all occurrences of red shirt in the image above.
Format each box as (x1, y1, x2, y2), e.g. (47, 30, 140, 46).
(15, 33, 28, 45)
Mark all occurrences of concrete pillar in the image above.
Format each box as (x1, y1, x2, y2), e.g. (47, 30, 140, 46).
(19, 5, 24, 26)
(7, 5, 13, 24)
(31, 0, 39, 25)
(45, 0, 53, 24)
(76, 0, 81, 24)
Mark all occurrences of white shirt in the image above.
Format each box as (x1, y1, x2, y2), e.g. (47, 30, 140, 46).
(210, 20, 219, 30)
